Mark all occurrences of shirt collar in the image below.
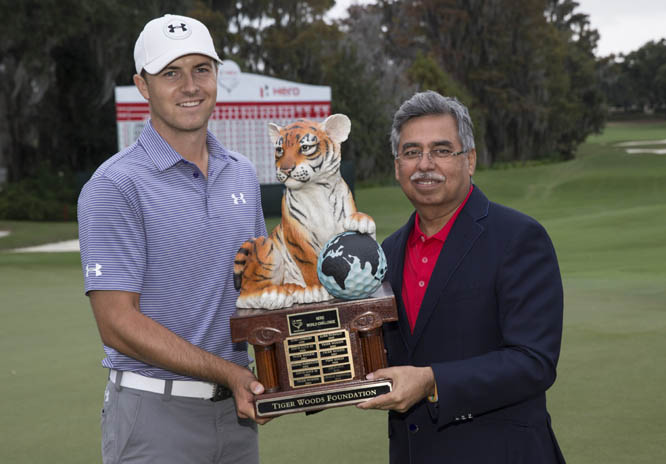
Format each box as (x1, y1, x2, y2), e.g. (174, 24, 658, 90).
(138, 120, 229, 171)
(408, 212, 449, 246)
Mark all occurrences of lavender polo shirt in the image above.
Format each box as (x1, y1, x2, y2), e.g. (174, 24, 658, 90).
(78, 121, 267, 380)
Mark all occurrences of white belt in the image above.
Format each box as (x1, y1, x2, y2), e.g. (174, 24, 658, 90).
(109, 369, 217, 400)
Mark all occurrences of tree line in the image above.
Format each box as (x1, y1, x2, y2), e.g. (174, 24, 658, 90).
(0, 0, 660, 220)
(598, 38, 666, 114)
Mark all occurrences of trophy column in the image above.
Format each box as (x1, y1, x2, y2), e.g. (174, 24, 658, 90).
(358, 327, 387, 373)
(253, 344, 279, 393)
(247, 327, 282, 393)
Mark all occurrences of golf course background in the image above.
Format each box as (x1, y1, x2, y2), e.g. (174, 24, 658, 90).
(1, 121, 665, 462)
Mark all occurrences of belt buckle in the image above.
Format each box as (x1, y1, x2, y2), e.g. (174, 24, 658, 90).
(211, 384, 232, 402)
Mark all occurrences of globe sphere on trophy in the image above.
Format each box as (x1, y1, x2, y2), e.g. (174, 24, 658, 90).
(229, 114, 397, 417)
(317, 231, 387, 300)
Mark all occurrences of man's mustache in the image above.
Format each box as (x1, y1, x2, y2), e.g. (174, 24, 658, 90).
(410, 172, 446, 182)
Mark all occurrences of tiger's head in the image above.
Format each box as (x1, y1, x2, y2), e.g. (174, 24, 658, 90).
(268, 114, 351, 190)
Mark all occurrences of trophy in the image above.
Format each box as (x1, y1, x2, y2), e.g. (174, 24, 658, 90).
(230, 115, 397, 417)
(230, 281, 397, 417)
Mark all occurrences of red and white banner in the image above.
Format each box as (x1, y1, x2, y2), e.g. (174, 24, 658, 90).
(115, 61, 331, 184)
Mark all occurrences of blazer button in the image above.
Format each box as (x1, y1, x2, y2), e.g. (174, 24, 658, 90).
(408, 423, 419, 434)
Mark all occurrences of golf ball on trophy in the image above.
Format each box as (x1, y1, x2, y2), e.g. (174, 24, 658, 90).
(317, 231, 387, 300)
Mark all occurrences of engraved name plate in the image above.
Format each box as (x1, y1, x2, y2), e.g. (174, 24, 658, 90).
(285, 328, 354, 389)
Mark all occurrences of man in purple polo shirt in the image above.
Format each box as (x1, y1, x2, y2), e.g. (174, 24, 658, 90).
(78, 14, 268, 464)
(358, 91, 566, 463)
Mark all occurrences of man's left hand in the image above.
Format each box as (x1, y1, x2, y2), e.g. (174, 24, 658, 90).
(356, 366, 435, 413)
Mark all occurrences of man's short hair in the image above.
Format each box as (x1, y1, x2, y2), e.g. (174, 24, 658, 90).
(390, 90, 475, 157)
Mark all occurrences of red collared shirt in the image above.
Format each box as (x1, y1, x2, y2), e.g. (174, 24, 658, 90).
(402, 185, 474, 332)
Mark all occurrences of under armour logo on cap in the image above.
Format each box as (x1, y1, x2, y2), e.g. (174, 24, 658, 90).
(164, 19, 192, 39)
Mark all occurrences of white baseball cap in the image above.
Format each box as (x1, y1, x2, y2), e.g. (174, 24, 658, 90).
(134, 14, 222, 75)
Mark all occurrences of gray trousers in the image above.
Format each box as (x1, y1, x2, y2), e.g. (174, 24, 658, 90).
(101, 381, 258, 464)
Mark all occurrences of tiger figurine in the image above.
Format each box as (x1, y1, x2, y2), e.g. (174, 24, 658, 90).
(233, 114, 375, 309)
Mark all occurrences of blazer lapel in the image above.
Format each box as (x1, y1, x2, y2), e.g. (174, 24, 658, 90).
(409, 187, 489, 345)
(386, 213, 416, 350)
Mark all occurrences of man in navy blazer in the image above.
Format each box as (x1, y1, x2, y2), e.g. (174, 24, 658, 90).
(358, 91, 566, 463)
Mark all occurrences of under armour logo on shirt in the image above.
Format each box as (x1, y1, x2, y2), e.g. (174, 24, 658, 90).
(231, 193, 246, 205)
(86, 263, 103, 277)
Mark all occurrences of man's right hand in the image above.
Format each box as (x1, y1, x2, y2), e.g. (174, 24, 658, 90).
(227, 365, 272, 425)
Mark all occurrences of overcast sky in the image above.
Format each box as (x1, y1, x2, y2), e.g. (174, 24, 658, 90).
(327, 0, 666, 57)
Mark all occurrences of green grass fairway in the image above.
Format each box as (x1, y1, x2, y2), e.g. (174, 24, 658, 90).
(1, 120, 665, 463)
(0, 253, 103, 462)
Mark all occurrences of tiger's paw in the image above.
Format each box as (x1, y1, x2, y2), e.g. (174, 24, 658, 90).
(344, 212, 376, 239)
(292, 285, 332, 305)
(236, 288, 294, 310)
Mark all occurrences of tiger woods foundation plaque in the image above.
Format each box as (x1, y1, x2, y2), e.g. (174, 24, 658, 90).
(230, 282, 397, 417)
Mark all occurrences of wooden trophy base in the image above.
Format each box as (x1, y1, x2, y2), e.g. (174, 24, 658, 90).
(230, 282, 397, 417)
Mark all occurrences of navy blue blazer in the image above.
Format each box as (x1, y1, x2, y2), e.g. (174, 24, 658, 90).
(381, 186, 565, 464)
